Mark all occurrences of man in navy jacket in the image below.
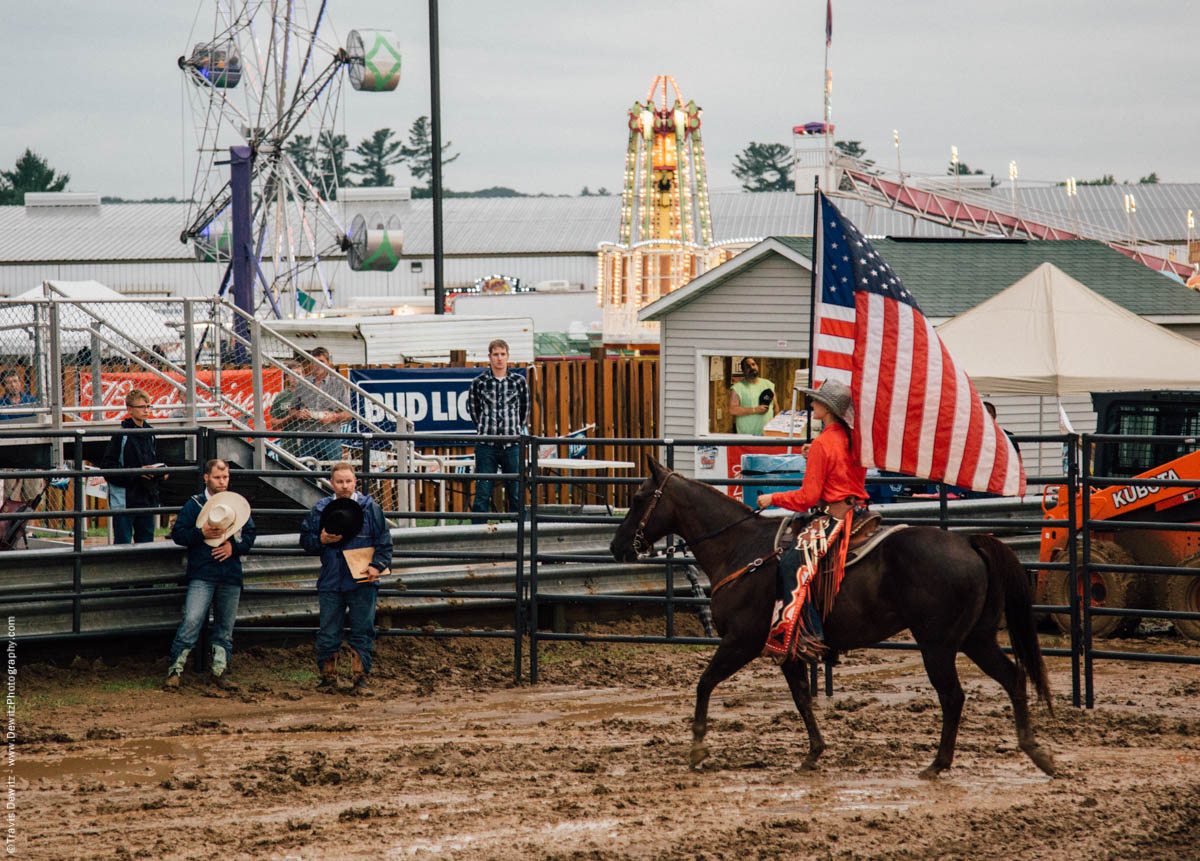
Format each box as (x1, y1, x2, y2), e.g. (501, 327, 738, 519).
(102, 388, 169, 544)
(165, 459, 256, 690)
(300, 462, 391, 695)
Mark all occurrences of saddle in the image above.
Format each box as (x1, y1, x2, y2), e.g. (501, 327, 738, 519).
(773, 508, 904, 567)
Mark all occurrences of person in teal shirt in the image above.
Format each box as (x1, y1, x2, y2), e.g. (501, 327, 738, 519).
(728, 357, 777, 435)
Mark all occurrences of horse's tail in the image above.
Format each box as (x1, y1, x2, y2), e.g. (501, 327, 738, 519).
(970, 534, 1054, 717)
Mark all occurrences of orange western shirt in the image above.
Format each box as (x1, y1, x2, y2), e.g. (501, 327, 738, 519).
(771, 422, 867, 512)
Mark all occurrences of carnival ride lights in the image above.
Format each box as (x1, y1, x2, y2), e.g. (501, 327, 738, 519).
(179, 1, 405, 317)
(600, 76, 745, 343)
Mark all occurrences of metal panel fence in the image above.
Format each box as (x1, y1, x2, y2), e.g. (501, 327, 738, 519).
(1, 427, 1197, 704)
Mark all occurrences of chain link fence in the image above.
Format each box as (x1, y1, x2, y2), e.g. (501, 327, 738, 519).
(1, 295, 411, 511)
(0, 300, 51, 425)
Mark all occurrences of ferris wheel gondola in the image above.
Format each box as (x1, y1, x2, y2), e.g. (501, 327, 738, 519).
(179, 2, 402, 316)
(343, 214, 403, 272)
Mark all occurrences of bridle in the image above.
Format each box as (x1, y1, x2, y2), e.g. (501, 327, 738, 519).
(632, 469, 677, 556)
(630, 468, 762, 558)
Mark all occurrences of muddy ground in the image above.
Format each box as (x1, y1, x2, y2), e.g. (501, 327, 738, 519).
(14, 620, 1200, 860)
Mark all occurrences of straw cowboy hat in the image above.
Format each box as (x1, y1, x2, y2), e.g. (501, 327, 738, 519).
(319, 496, 363, 546)
(196, 491, 252, 547)
(797, 379, 856, 429)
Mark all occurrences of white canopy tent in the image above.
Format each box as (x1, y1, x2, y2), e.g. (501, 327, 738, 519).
(937, 262, 1200, 475)
(937, 262, 1200, 396)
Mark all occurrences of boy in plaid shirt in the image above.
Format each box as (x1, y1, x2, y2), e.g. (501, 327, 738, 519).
(466, 339, 529, 513)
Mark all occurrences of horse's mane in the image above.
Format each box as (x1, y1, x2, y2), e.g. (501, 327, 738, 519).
(674, 469, 768, 521)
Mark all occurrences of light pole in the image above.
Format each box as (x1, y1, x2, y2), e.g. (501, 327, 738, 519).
(951, 145, 960, 194)
(1124, 193, 1136, 245)
(1065, 176, 1078, 235)
(429, 0, 445, 314)
(1009, 161, 1019, 224)
(1189, 210, 1196, 278)
(893, 129, 903, 186)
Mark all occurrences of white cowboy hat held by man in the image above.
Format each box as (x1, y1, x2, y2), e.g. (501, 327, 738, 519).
(197, 490, 252, 551)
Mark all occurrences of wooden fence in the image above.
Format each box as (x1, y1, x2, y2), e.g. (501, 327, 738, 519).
(50, 357, 660, 518)
(356, 357, 659, 515)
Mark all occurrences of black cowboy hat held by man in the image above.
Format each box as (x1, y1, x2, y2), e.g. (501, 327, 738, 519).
(300, 462, 392, 695)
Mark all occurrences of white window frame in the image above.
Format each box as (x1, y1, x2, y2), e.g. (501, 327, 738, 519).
(692, 346, 808, 436)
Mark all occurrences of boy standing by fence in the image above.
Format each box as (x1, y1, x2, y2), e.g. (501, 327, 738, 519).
(466, 339, 529, 514)
(102, 388, 168, 543)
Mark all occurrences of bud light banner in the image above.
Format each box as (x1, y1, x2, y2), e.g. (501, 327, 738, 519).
(349, 366, 526, 436)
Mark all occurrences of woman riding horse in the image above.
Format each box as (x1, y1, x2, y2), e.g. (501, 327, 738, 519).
(610, 460, 1056, 778)
(755, 379, 866, 659)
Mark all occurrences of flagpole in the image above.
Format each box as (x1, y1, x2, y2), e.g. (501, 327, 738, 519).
(823, 0, 833, 190)
(806, 177, 821, 444)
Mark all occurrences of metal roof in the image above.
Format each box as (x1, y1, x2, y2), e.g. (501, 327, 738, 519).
(644, 236, 1200, 322)
(2, 185, 1197, 264)
(0, 202, 193, 263)
(985, 184, 1200, 242)
(0, 192, 965, 264)
(776, 236, 1200, 318)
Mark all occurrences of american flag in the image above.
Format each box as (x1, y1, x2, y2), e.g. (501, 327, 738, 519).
(812, 193, 1025, 496)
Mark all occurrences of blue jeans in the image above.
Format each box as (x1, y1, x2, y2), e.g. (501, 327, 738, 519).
(470, 443, 522, 513)
(113, 513, 155, 544)
(169, 580, 242, 665)
(316, 586, 378, 674)
(310, 434, 345, 464)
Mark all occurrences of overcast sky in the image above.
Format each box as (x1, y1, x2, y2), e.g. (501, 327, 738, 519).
(3, 1, 1197, 200)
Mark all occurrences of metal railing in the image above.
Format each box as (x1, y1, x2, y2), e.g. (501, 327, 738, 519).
(0, 293, 413, 500)
(2, 428, 1196, 701)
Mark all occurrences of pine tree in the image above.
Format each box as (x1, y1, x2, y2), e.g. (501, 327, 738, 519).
(284, 134, 316, 185)
(399, 116, 459, 185)
(731, 142, 793, 192)
(0, 149, 70, 204)
(316, 131, 351, 197)
(349, 128, 404, 187)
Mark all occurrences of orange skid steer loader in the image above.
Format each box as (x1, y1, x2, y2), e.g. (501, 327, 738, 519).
(1039, 448, 1200, 639)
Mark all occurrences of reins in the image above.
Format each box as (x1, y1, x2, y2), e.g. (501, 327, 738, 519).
(709, 547, 783, 597)
(633, 468, 777, 596)
(673, 509, 761, 553)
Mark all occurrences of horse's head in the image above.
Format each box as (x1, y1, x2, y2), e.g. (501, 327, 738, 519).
(610, 457, 679, 562)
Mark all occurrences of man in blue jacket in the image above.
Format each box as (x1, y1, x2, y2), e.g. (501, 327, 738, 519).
(164, 458, 256, 691)
(102, 388, 169, 544)
(300, 462, 391, 696)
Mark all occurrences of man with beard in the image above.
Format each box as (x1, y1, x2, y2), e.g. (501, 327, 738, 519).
(728, 357, 777, 435)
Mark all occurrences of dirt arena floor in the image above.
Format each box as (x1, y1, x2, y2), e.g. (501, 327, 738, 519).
(14, 620, 1200, 860)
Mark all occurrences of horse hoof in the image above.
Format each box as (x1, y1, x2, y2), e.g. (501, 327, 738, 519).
(918, 765, 942, 781)
(688, 743, 710, 769)
(1027, 747, 1056, 776)
(801, 758, 820, 772)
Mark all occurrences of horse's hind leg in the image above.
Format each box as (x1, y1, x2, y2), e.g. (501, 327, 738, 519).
(780, 659, 825, 769)
(963, 635, 1055, 776)
(690, 637, 759, 769)
(918, 645, 965, 779)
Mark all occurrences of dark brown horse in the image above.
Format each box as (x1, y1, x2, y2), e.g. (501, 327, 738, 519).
(609, 459, 1055, 778)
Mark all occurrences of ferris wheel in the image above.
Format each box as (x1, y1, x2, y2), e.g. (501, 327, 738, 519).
(178, 0, 404, 316)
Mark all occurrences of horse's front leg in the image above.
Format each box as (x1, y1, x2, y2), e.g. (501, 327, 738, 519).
(918, 645, 965, 779)
(780, 658, 825, 769)
(690, 636, 760, 769)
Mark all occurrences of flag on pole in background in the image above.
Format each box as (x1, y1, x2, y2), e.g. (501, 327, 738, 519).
(825, 0, 833, 46)
(812, 193, 1025, 496)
